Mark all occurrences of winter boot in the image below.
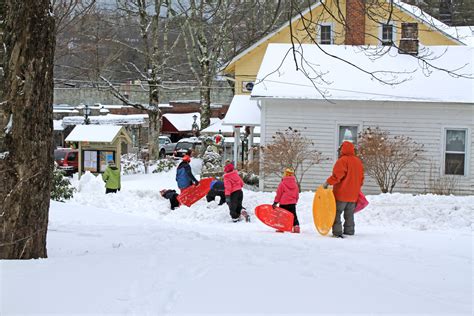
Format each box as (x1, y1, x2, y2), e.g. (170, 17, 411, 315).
(241, 209, 250, 223)
(332, 234, 344, 238)
(292, 225, 300, 233)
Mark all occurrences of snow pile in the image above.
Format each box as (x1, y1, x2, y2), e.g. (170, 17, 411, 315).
(74, 171, 105, 194)
(358, 193, 474, 231)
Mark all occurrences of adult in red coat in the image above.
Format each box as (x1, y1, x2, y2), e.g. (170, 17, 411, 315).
(324, 141, 364, 237)
(223, 163, 249, 222)
(273, 168, 300, 233)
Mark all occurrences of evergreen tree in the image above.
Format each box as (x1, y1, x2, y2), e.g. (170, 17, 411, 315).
(51, 166, 75, 202)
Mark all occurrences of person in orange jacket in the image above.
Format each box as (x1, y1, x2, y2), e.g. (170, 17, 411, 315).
(273, 168, 300, 233)
(323, 141, 364, 238)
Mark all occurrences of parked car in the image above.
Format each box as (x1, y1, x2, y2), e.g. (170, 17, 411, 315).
(173, 137, 203, 158)
(54, 148, 79, 176)
(159, 136, 176, 158)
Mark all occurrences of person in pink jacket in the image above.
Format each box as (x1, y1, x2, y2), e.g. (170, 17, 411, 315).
(223, 163, 249, 222)
(272, 168, 300, 233)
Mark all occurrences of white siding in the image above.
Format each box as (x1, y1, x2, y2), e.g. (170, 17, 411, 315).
(261, 99, 474, 195)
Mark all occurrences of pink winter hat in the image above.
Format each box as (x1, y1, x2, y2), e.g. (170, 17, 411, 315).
(224, 163, 234, 173)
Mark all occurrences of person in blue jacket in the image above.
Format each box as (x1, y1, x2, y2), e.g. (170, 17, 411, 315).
(176, 155, 199, 192)
(206, 179, 226, 205)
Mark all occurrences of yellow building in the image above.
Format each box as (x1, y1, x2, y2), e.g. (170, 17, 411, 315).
(223, 0, 471, 95)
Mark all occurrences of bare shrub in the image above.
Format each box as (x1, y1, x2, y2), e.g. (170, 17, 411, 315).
(358, 127, 424, 193)
(426, 163, 459, 195)
(261, 127, 324, 189)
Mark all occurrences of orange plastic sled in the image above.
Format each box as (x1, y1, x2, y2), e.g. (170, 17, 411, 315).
(177, 177, 214, 207)
(312, 186, 337, 236)
(255, 204, 294, 232)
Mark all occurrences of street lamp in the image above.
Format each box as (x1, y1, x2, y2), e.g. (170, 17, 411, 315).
(240, 132, 247, 169)
(83, 104, 91, 125)
(191, 114, 199, 136)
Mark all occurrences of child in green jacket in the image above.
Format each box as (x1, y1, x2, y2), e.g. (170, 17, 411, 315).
(102, 160, 121, 194)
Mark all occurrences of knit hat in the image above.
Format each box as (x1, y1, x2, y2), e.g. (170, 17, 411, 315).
(224, 163, 234, 173)
(108, 160, 116, 167)
(283, 168, 294, 177)
(182, 155, 191, 163)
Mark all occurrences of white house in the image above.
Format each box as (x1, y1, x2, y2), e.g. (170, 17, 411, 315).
(252, 44, 474, 195)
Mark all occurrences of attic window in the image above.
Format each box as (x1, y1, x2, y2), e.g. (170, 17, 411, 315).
(319, 24, 333, 45)
(381, 24, 394, 46)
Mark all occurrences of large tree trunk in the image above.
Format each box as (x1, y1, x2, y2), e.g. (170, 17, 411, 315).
(0, 0, 55, 259)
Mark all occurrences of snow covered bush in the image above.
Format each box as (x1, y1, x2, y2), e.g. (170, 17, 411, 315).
(121, 153, 146, 174)
(200, 146, 223, 178)
(239, 160, 260, 187)
(239, 170, 259, 187)
(51, 165, 75, 202)
(261, 127, 325, 189)
(153, 158, 177, 173)
(358, 127, 424, 193)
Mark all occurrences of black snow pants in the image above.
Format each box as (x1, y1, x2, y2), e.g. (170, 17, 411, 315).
(228, 189, 243, 220)
(279, 204, 299, 226)
(206, 189, 226, 205)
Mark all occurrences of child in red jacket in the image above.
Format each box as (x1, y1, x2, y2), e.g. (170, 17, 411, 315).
(223, 163, 249, 222)
(273, 168, 300, 233)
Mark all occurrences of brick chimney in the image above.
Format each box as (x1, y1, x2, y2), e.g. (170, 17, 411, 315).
(345, 0, 366, 45)
(398, 22, 419, 55)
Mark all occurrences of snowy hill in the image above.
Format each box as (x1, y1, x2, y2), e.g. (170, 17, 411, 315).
(1, 163, 472, 315)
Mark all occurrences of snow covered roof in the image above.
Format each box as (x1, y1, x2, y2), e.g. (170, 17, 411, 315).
(53, 109, 79, 114)
(65, 125, 131, 143)
(53, 120, 64, 131)
(162, 112, 200, 132)
(251, 44, 474, 103)
(201, 118, 235, 134)
(62, 114, 147, 126)
(223, 95, 261, 126)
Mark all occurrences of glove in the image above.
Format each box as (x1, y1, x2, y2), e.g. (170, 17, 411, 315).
(322, 182, 329, 189)
(272, 202, 278, 209)
(225, 196, 231, 205)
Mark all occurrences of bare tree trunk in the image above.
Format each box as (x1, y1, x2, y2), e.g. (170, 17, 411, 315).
(200, 74, 211, 129)
(0, 0, 55, 259)
(147, 107, 160, 160)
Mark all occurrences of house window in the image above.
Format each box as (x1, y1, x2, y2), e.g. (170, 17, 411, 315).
(401, 22, 418, 40)
(381, 24, 394, 45)
(338, 126, 358, 146)
(319, 24, 333, 45)
(444, 129, 467, 175)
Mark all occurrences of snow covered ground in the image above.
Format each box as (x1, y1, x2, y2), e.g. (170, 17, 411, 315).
(1, 161, 473, 315)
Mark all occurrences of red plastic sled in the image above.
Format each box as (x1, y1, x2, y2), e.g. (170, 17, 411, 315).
(354, 192, 369, 213)
(255, 204, 294, 232)
(177, 177, 214, 207)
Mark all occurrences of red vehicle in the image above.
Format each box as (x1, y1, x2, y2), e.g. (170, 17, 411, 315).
(54, 148, 79, 176)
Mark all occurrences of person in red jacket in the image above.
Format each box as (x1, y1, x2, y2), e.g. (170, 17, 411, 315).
(323, 141, 364, 238)
(273, 168, 300, 233)
(223, 163, 249, 222)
